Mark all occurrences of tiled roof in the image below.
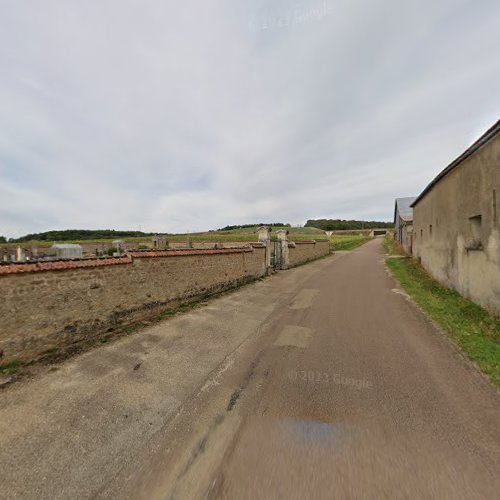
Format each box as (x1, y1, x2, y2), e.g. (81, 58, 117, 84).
(0, 257, 131, 275)
(128, 248, 253, 258)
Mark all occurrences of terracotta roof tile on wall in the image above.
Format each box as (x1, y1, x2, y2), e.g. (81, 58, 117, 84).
(128, 248, 253, 258)
(0, 257, 131, 275)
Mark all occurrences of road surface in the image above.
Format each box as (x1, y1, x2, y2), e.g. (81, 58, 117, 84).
(1, 239, 499, 499)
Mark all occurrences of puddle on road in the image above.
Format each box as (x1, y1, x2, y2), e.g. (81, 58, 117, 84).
(238, 415, 349, 455)
(278, 417, 345, 449)
(209, 416, 499, 499)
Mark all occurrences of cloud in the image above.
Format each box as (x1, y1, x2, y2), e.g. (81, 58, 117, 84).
(1, 0, 499, 237)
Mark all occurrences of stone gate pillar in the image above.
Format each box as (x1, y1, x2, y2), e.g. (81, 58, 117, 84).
(257, 226, 272, 269)
(276, 229, 290, 270)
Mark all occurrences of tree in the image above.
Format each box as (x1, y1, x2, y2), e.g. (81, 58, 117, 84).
(0, 236, 6, 243)
(10, 229, 155, 243)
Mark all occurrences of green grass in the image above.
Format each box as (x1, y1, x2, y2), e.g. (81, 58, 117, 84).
(383, 234, 405, 255)
(218, 225, 325, 235)
(386, 257, 500, 386)
(41, 347, 59, 355)
(0, 360, 22, 376)
(330, 234, 372, 251)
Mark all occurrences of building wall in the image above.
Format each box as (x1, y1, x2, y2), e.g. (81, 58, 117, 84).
(404, 224, 413, 256)
(395, 214, 413, 254)
(288, 241, 330, 267)
(413, 133, 500, 314)
(0, 248, 266, 362)
(394, 211, 402, 244)
(398, 221, 413, 255)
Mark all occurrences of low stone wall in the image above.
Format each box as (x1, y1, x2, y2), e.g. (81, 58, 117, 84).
(288, 240, 330, 267)
(168, 241, 253, 249)
(0, 247, 266, 363)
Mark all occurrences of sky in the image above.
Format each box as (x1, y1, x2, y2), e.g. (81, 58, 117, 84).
(1, 0, 499, 238)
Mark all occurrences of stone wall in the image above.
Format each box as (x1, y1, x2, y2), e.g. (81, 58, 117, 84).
(288, 241, 330, 267)
(169, 241, 253, 249)
(0, 247, 266, 362)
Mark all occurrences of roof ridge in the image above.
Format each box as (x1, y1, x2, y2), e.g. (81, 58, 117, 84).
(412, 119, 500, 206)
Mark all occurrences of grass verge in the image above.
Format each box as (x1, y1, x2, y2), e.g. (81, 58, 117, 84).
(386, 256, 500, 386)
(330, 235, 372, 252)
(383, 234, 405, 255)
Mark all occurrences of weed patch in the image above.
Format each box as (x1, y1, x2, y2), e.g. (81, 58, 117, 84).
(0, 360, 22, 376)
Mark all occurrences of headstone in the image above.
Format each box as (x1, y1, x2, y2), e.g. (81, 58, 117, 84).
(16, 246, 25, 262)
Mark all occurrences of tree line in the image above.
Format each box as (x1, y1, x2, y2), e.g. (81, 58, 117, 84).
(216, 223, 291, 231)
(7, 229, 156, 243)
(305, 219, 394, 231)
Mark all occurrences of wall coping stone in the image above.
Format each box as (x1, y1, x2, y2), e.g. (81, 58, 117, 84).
(128, 248, 253, 259)
(0, 257, 131, 275)
(0, 247, 261, 275)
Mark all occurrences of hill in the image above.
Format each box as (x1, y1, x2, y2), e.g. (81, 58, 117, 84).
(306, 219, 393, 231)
(9, 229, 155, 243)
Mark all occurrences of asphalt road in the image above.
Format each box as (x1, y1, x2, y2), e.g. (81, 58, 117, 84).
(1, 239, 500, 499)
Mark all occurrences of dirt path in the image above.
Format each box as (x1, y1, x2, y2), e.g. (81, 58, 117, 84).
(1, 239, 499, 499)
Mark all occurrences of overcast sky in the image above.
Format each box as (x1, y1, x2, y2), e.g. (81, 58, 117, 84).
(1, 0, 499, 237)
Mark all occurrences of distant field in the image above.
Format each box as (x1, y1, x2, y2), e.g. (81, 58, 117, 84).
(3, 225, 394, 248)
(2, 226, 329, 247)
(330, 234, 373, 251)
(330, 229, 387, 236)
(219, 226, 324, 235)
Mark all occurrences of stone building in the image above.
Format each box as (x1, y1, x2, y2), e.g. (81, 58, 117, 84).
(393, 197, 416, 255)
(152, 234, 168, 249)
(412, 119, 500, 315)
